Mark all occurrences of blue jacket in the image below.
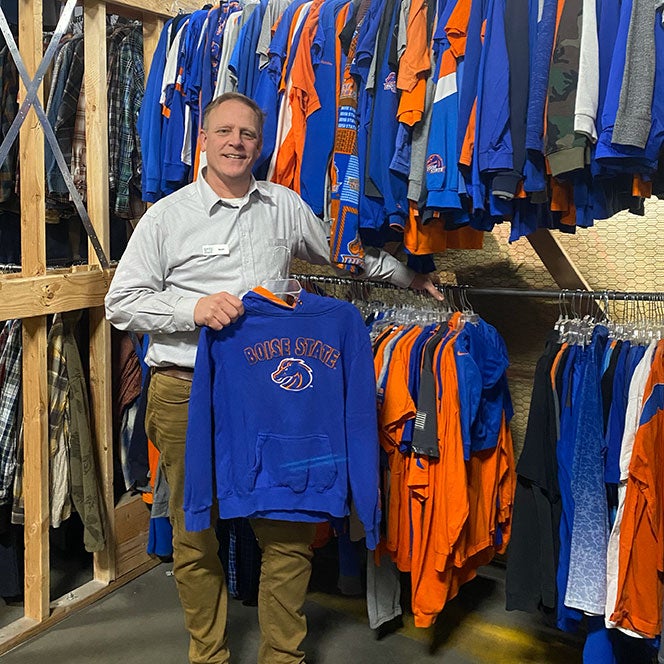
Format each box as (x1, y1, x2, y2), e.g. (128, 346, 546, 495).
(137, 18, 172, 202)
(426, 45, 465, 211)
(525, 0, 558, 153)
(454, 319, 512, 460)
(351, 0, 389, 231)
(477, 0, 513, 174)
(184, 289, 381, 548)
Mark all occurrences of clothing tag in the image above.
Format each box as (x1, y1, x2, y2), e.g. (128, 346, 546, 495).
(202, 244, 230, 256)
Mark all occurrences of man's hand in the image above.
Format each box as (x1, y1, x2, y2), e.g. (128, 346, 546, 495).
(194, 292, 245, 330)
(409, 273, 445, 302)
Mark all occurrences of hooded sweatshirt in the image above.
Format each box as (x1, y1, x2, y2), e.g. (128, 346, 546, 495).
(184, 288, 381, 549)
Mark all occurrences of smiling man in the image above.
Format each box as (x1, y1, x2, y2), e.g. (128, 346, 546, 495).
(199, 96, 263, 198)
(105, 92, 441, 664)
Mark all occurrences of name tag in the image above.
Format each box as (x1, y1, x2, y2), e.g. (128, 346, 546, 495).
(202, 244, 230, 256)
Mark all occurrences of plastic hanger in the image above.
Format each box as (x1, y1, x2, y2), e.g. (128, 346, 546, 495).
(459, 286, 480, 325)
(261, 242, 301, 305)
(261, 278, 302, 305)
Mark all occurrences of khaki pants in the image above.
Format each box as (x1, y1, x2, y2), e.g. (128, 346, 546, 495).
(250, 519, 317, 664)
(147, 372, 317, 664)
(145, 373, 229, 664)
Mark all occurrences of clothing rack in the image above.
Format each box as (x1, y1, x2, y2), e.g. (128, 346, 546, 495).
(290, 273, 664, 302)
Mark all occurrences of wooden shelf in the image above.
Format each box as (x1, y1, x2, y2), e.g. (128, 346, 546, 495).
(107, 0, 201, 17)
(0, 267, 114, 321)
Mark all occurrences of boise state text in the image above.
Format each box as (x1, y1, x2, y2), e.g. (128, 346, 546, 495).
(243, 337, 341, 369)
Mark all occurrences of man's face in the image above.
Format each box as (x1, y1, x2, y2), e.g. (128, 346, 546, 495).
(199, 99, 262, 194)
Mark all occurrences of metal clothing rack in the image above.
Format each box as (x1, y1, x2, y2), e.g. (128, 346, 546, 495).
(290, 273, 664, 302)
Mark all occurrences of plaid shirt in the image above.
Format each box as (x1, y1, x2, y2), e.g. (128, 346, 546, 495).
(47, 37, 85, 197)
(107, 26, 133, 192)
(0, 47, 18, 203)
(70, 79, 86, 200)
(47, 314, 72, 528)
(0, 320, 9, 383)
(109, 28, 144, 217)
(0, 320, 22, 506)
(11, 417, 23, 524)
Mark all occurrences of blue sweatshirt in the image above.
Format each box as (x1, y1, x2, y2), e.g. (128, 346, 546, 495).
(365, 0, 409, 230)
(184, 289, 381, 549)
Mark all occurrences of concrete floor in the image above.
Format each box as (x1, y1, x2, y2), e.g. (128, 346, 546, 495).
(1, 563, 584, 664)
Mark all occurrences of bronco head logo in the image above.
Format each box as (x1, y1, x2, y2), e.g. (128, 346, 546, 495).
(426, 154, 446, 174)
(348, 236, 364, 256)
(271, 358, 314, 392)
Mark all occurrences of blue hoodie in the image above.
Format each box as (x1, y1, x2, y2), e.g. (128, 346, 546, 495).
(184, 289, 381, 549)
(454, 319, 512, 459)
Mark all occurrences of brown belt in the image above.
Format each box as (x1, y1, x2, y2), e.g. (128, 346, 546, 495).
(152, 366, 195, 381)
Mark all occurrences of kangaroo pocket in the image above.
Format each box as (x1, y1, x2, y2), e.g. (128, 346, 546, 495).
(255, 433, 337, 493)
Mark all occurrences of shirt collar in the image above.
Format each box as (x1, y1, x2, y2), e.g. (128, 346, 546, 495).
(197, 171, 276, 216)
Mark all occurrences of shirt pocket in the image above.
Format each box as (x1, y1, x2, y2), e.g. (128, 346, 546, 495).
(254, 432, 337, 493)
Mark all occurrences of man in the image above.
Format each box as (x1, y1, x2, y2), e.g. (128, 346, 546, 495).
(105, 92, 441, 664)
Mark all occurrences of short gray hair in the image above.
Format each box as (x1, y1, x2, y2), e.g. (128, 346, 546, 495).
(202, 92, 265, 138)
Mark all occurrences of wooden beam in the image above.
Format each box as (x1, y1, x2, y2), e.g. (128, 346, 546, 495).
(105, 2, 145, 21)
(527, 229, 592, 291)
(84, 0, 116, 585)
(89, 300, 116, 583)
(21, 317, 50, 622)
(89, 300, 116, 584)
(0, 268, 113, 321)
(18, 0, 46, 276)
(18, 0, 49, 625)
(84, 0, 110, 267)
(142, 15, 165, 83)
(107, 0, 201, 17)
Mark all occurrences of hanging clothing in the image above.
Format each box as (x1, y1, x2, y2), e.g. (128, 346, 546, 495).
(506, 331, 562, 615)
(61, 312, 105, 552)
(0, 321, 22, 598)
(507, 316, 664, 659)
(48, 314, 73, 528)
(0, 320, 22, 514)
(138, 0, 664, 258)
(371, 309, 515, 627)
(608, 340, 664, 638)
